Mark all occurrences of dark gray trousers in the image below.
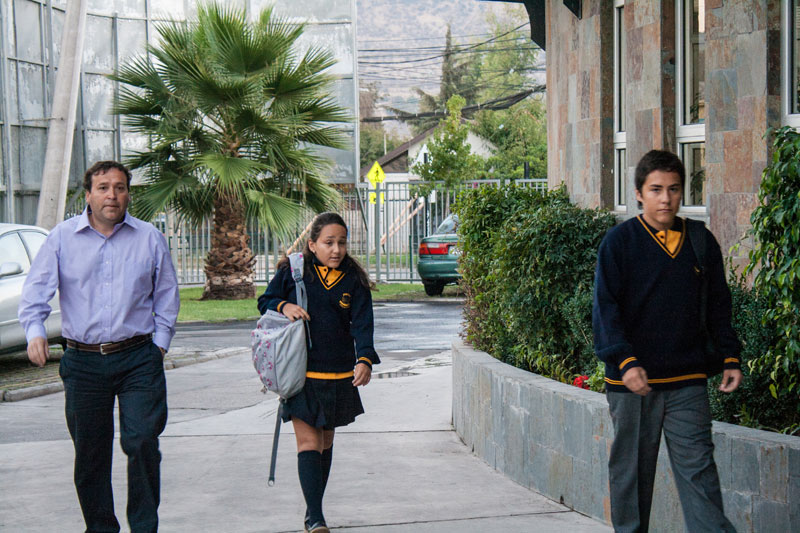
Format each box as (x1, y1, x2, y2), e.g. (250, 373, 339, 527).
(607, 386, 735, 533)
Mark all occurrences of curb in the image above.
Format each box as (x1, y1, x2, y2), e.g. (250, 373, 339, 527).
(1, 347, 251, 403)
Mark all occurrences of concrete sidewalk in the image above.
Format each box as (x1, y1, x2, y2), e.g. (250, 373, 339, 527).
(0, 349, 611, 532)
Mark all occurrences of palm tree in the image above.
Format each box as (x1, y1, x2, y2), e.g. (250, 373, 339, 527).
(110, 3, 348, 299)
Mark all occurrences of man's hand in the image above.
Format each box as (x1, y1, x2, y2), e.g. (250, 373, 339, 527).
(27, 337, 49, 368)
(622, 366, 651, 396)
(353, 364, 372, 387)
(718, 368, 743, 393)
(281, 303, 310, 322)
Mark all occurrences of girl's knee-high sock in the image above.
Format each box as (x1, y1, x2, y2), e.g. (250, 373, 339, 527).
(298, 451, 325, 525)
(321, 445, 333, 493)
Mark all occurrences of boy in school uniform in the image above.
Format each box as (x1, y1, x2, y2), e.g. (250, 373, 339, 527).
(592, 149, 743, 532)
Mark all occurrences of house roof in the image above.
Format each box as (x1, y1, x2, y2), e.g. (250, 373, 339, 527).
(359, 125, 437, 178)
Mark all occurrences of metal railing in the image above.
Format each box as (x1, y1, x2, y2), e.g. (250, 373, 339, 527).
(64, 178, 548, 284)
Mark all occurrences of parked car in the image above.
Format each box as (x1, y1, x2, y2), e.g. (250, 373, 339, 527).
(417, 214, 461, 296)
(0, 223, 62, 354)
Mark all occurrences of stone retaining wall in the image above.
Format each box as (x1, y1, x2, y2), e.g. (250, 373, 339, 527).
(451, 341, 800, 532)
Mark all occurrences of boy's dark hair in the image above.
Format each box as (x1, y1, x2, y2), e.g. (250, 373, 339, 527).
(83, 161, 132, 191)
(634, 150, 685, 192)
(278, 212, 374, 290)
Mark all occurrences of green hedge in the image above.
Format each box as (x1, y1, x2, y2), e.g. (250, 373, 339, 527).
(454, 183, 798, 432)
(453, 185, 615, 383)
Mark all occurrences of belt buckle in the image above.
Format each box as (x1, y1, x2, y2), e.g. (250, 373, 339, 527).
(99, 342, 114, 355)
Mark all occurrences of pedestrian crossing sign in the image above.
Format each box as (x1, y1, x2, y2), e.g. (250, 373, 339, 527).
(367, 161, 386, 186)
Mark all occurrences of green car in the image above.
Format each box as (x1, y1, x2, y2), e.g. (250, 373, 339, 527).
(417, 214, 461, 296)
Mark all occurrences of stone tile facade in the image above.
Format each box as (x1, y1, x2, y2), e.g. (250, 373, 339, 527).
(546, 0, 784, 262)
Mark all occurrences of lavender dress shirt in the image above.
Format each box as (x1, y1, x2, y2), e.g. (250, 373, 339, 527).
(18, 209, 180, 350)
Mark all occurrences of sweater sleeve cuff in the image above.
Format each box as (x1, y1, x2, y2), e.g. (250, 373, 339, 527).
(618, 357, 641, 375)
(276, 301, 288, 313)
(356, 357, 373, 369)
(356, 348, 380, 367)
(723, 357, 741, 371)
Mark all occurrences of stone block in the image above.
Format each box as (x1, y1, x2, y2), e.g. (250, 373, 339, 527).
(789, 472, 800, 532)
(753, 498, 790, 533)
(723, 489, 753, 533)
(730, 437, 760, 494)
(547, 450, 573, 507)
(713, 431, 733, 488)
(707, 69, 738, 132)
(760, 443, 789, 502)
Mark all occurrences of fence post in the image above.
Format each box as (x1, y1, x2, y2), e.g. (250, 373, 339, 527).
(373, 182, 381, 282)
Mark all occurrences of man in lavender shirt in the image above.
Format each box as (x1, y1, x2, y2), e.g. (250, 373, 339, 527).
(19, 160, 179, 533)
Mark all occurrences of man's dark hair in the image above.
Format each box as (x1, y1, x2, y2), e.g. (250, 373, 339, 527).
(83, 161, 132, 191)
(634, 150, 685, 192)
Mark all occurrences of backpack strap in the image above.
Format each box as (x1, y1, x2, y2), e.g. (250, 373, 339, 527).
(288, 252, 312, 350)
(288, 252, 307, 310)
(685, 218, 722, 375)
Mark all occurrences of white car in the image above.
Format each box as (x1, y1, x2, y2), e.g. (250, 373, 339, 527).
(0, 223, 62, 354)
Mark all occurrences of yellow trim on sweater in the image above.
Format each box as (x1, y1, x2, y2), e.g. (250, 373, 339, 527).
(637, 216, 686, 258)
(276, 301, 287, 312)
(724, 357, 739, 364)
(314, 264, 345, 290)
(306, 370, 354, 380)
(619, 357, 637, 370)
(604, 372, 708, 385)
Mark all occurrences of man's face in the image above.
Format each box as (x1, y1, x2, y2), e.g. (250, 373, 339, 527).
(85, 168, 130, 228)
(635, 170, 682, 231)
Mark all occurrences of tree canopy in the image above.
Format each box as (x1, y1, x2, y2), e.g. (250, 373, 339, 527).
(111, 3, 349, 298)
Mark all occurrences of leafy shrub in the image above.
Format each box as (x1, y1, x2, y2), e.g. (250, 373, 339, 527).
(453, 185, 615, 384)
(707, 270, 797, 433)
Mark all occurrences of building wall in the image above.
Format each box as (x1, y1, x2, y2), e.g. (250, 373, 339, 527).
(546, 0, 784, 261)
(704, 0, 781, 263)
(545, 0, 613, 208)
(0, 0, 359, 225)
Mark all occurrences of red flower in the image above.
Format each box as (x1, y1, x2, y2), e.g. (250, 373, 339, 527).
(572, 375, 590, 390)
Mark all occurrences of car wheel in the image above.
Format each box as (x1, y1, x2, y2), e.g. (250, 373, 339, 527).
(423, 281, 445, 296)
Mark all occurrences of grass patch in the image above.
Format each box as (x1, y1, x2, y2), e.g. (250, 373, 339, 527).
(178, 286, 265, 323)
(178, 282, 462, 322)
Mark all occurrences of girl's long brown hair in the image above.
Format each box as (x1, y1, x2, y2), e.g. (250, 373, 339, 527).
(276, 212, 374, 290)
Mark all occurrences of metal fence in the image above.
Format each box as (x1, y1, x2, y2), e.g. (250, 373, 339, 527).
(67, 178, 548, 285)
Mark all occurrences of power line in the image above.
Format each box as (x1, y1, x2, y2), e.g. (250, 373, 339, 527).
(358, 23, 535, 66)
(356, 24, 529, 43)
(360, 88, 544, 123)
(357, 36, 528, 53)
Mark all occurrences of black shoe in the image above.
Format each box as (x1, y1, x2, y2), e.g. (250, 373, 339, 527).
(304, 520, 329, 533)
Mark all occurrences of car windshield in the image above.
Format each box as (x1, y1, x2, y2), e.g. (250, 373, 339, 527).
(434, 215, 459, 235)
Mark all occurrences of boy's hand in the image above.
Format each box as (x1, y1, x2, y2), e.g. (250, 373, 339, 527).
(622, 366, 652, 396)
(281, 303, 310, 322)
(353, 364, 372, 387)
(718, 368, 743, 393)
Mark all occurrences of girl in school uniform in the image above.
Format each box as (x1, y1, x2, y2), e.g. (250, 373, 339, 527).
(257, 212, 379, 533)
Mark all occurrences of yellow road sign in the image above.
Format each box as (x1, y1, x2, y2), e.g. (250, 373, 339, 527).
(367, 161, 386, 186)
(369, 192, 385, 204)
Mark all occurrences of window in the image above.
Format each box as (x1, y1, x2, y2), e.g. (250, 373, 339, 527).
(614, 0, 627, 210)
(682, 142, 706, 206)
(677, 0, 706, 209)
(0, 232, 30, 272)
(19, 230, 47, 261)
(784, 0, 800, 127)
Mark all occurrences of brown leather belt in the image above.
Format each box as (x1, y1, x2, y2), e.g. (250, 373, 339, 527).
(66, 334, 152, 355)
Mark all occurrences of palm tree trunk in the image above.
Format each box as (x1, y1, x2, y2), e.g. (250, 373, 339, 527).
(202, 192, 256, 300)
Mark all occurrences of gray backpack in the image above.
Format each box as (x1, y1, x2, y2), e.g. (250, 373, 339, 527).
(251, 253, 310, 400)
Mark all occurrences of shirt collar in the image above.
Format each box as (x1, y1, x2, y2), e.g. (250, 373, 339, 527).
(75, 207, 138, 234)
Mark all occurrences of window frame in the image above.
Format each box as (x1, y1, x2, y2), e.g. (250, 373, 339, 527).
(613, 0, 627, 211)
(676, 0, 708, 214)
(783, 0, 800, 128)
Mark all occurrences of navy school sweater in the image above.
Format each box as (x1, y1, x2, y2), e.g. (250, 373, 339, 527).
(592, 216, 741, 393)
(257, 254, 380, 377)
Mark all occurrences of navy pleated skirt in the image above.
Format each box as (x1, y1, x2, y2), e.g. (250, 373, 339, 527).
(280, 377, 364, 430)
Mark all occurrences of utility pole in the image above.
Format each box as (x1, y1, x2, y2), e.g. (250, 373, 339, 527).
(36, 0, 88, 229)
